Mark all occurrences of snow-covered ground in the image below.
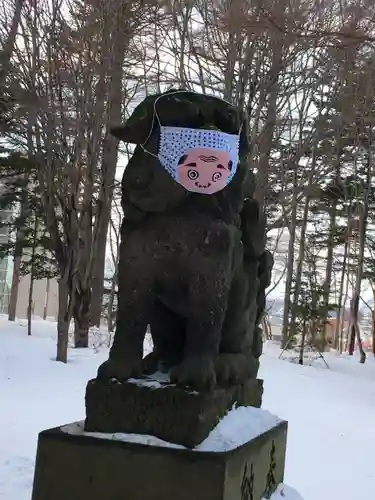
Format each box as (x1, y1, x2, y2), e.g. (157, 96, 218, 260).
(1, 316, 375, 500)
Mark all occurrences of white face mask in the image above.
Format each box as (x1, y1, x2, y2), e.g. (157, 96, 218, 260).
(140, 90, 243, 195)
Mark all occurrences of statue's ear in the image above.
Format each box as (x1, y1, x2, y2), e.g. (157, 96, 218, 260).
(109, 94, 159, 144)
(110, 123, 145, 144)
(110, 88, 186, 144)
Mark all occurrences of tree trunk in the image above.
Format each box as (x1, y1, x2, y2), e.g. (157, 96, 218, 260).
(27, 218, 38, 336)
(348, 296, 356, 356)
(90, 9, 127, 327)
(340, 264, 351, 353)
(261, 314, 272, 341)
(0, 0, 24, 85)
(299, 319, 307, 365)
(322, 200, 336, 311)
(8, 251, 21, 322)
(253, 26, 282, 209)
(56, 279, 70, 363)
(107, 255, 119, 333)
(43, 276, 50, 320)
(89, 178, 113, 327)
(348, 294, 366, 363)
(73, 288, 91, 348)
(281, 167, 298, 347)
(348, 157, 369, 361)
(27, 276, 34, 337)
(289, 194, 310, 336)
(334, 237, 349, 351)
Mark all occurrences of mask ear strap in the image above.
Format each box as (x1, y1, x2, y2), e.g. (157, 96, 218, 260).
(141, 90, 192, 151)
(140, 94, 160, 154)
(140, 90, 244, 156)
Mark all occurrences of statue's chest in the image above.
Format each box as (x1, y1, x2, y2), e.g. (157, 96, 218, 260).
(146, 213, 234, 251)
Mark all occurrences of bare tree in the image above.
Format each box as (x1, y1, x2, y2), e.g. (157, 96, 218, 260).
(7, 0, 156, 361)
(8, 180, 27, 321)
(0, 0, 25, 85)
(106, 182, 122, 333)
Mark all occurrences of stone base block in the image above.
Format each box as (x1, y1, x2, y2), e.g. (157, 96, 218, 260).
(31, 418, 287, 500)
(85, 377, 263, 448)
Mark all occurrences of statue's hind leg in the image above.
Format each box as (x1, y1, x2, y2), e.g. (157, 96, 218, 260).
(216, 260, 260, 385)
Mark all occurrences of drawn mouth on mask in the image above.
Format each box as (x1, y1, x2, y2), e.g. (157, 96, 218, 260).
(195, 182, 211, 188)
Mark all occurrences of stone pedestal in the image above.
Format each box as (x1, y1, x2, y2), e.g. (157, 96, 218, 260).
(85, 376, 263, 448)
(31, 417, 287, 500)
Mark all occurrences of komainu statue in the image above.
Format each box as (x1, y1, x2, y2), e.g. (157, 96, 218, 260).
(97, 89, 273, 392)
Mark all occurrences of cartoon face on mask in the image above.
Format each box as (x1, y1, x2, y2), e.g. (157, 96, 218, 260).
(176, 148, 233, 195)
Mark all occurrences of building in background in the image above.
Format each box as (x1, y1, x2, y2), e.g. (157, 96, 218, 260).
(0, 204, 13, 315)
(16, 272, 59, 321)
(0, 215, 117, 321)
(0, 202, 59, 320)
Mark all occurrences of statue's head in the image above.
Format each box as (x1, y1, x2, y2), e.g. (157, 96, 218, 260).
(111, 89, 251, 197)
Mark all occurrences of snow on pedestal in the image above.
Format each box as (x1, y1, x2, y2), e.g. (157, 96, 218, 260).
(62, 404, 282, 452)
(32, 404, 288, 500)
(57, 406, 294, 500)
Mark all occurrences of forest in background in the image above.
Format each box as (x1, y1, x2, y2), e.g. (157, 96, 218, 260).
(1, 0, 375, 364)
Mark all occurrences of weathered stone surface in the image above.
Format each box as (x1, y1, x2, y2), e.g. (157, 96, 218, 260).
(32, 419, 287, 500)
(96, 89, 274, 393)
(85, 377, 263, 448)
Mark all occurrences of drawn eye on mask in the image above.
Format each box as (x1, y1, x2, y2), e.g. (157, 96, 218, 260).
(177, 149, 233, 195)
(187, 168, 199, 181)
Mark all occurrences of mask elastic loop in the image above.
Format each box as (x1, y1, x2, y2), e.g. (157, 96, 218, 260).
(140, 89, 244, 152)
(141, 90, 187, 151)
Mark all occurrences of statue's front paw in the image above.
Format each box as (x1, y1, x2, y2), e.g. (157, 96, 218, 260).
(216, 353, 258, 385)
(97, 357, 142, 382)
(170, 356, 216, 392)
